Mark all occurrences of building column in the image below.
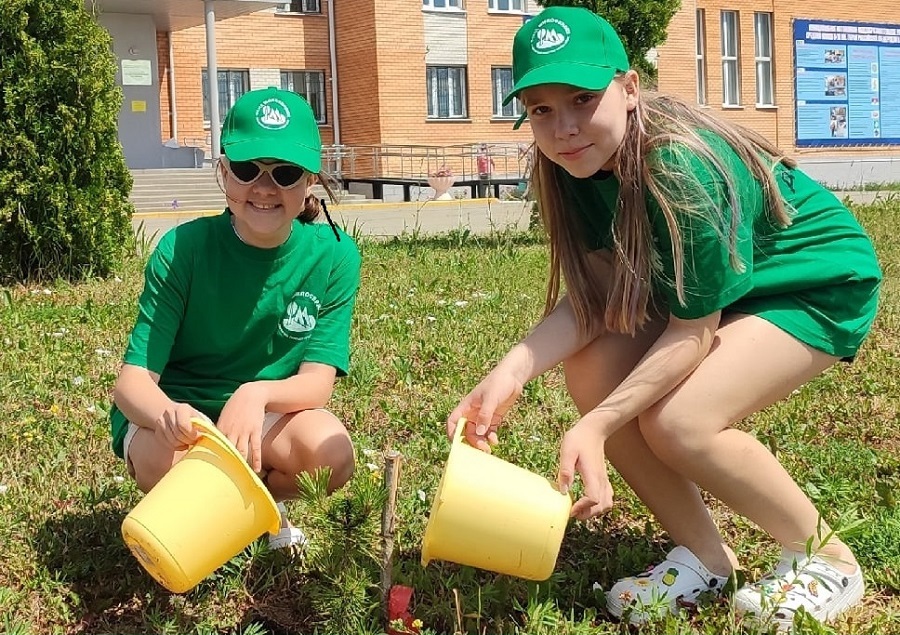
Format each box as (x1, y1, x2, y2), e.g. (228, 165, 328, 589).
(204, 0, 220, 161)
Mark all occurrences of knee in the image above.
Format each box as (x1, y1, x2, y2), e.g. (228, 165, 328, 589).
(132, 451, 178, 494)
(638, 402, 711, 466)
(319, 435, 355, 492)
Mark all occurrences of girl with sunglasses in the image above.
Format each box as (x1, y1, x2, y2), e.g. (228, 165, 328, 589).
(448, 7, 881, 630)
(111, 87, 360, 550)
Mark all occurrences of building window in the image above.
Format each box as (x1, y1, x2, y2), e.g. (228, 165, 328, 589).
(721, 10, 741, 106)
(488, 0, 524, 11)
(276, 0, 320, 13)
(492, 67, 523, 118)
(754, 12, 774, 106)
(423, 0, 463, 10)
(426, 66, 468, 119)
(281, 71, 327, 123)
(695, 9, 707, 105)
(202, 69, 249, 125)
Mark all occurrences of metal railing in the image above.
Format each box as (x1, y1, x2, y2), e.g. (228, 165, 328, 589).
(322, 142, 533, 182)
(177, 139, 535, 183)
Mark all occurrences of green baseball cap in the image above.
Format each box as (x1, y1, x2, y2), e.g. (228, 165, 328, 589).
(504, 7, 630, 128)
(221, 87, 322, 173)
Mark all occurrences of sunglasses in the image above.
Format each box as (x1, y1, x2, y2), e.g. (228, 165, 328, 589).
(223, 158, 307, 189)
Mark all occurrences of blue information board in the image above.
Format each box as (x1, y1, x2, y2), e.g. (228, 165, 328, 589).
(794, 18, 900, 146)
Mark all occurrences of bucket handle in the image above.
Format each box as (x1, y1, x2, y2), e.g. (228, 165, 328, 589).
(452, 417, 467, 445)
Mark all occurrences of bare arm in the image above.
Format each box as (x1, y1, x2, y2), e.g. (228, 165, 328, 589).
(112, 363, 206, 447)
(447, 292, 603, 447)
(217, 362, 338, 472)
(584, 311, 720, 437)
(227, 362, 337, 415)
(557, 310, 720, 518)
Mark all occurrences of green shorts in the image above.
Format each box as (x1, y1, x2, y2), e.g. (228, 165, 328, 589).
(727, 279, 881, 358)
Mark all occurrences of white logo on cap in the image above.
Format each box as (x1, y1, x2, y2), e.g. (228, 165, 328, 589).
(532, 18, 571, 54)
(256, 98, 291, 130)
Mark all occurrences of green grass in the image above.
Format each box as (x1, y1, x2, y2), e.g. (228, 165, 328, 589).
(1, 201, 898, 634)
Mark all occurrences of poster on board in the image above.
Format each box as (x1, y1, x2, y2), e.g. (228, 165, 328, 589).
(794, 18, 900, 146)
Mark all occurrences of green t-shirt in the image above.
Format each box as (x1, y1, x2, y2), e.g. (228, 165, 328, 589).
(109, 211, 361, 458)
(559, 131, 881, 357)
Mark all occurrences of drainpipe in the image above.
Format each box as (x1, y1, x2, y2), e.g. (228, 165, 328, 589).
(168, 31, 177, 141)
(204, 0, 220, 161)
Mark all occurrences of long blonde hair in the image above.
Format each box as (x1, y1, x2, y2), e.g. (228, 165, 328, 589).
(533, 87, 795, 335)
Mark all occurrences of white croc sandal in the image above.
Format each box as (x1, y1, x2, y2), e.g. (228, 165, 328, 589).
(268, 502, 308, 551)
(606, 546, 729, 624)
(733, 549, 864, 632)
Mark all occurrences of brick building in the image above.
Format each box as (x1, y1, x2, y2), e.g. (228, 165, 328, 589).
(98, 0, 900, 180)
(657, 0, 900, 166)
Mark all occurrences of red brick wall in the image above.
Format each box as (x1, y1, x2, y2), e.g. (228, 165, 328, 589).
(168, 9, 334, 150)
(333, 0, 381, 145)
(657, 0, 900, 157)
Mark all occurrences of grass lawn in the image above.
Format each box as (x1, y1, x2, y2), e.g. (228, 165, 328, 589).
(1, 199, 898, 635)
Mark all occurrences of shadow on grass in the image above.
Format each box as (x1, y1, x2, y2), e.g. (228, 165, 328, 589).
(384, 521, 669, 634)
(34, 505, 161, 632)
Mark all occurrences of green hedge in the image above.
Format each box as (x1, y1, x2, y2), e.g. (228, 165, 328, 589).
(0, 0, 133, 282)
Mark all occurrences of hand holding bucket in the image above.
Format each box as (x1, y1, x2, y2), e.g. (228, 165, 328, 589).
(421, 418, 572, 581)
(121, 417, 281, 593)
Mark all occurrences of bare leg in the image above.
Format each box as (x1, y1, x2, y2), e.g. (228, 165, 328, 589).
(564, 317, 737, 575)
(638, 313, 856, 573)
(261, 409, 355, 501)
(127, 429, 188, 493)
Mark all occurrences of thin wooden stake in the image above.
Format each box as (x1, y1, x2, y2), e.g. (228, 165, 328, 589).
(380, 450, 402, 622)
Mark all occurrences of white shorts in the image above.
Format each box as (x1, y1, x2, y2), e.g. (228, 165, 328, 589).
(122, 411, 286, 472)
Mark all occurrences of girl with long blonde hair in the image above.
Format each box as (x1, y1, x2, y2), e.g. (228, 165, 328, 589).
(448, 6, 881, 629)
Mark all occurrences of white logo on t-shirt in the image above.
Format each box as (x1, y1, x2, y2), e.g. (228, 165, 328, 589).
(279, 291, 320, 339)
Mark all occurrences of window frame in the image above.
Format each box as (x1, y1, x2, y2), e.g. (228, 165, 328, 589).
(422, 0, 463, 11)
(275, 0, 321, 14)
(720, 10, 741, 106)
(695, 8, 707, 106)
(280, 70, 327, 124)
(754, 12, 775, 106)
(202, 68, 249, 127)
(426, 65, 469, 120)
(488, 0, 524, 13)
(491, 67, 523, 119)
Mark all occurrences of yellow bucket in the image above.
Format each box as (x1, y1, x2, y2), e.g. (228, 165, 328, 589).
(421, 418, 572, 581)
(121, 418, 281, 593)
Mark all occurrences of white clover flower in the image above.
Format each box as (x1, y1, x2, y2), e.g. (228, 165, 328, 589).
(417, 489, 427, 502)
(361, 448, 378, 458)
(365, 462, 379, 472)
(86, 405, 97, 415)
(471, 292, 489, 299)
(43, 289, 52, 295)
(113, 476, 125, 483)
(405, 319, 414, 325)
(2, 338, 10, 346)
(114, 276, 123, 282)
(95, 348, 112, 356)
(0, 485, 8, 495)
(72, 376, 84, 386)
(426, 316, 437, 322)
(454, 300, 468, 307)
(437, 299, 447, 306)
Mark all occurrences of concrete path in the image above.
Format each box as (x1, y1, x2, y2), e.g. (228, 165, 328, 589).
(132, 190, 895, 248)
(133, 199, 535, 247)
